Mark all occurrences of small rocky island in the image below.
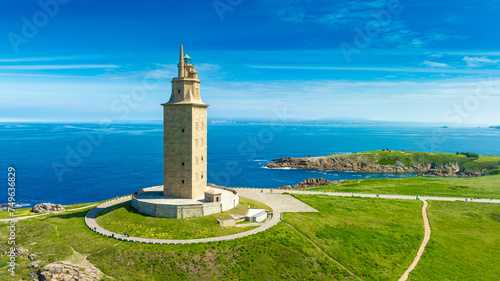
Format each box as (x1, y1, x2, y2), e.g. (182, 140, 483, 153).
(266, 150, 500, 177)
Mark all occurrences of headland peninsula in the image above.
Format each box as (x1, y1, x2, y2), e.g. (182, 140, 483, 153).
(266, 150, 500, 177)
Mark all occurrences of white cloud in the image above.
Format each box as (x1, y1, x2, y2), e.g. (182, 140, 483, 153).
(0, 55, 104, 63)
(0, 64, 121, 70)
(422, 60, 451, 68)
(195, 63, 221, 72)
(463, 56, 500, 67)
(101, 63, 222, 80)
(249, 65, 500, 74)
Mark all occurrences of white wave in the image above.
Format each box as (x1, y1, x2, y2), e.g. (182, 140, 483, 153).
(271, 167, 298, 170)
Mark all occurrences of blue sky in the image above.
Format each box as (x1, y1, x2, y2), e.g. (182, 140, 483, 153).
(1, 0, 499, 125)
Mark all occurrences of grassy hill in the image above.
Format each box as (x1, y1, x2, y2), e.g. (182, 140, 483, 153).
(2, 195, 498, 280)
(95, 197, 269, 239)
(266, 150, 500, 177)
(407, 200, 500, 280)
(352, 150, 500, 174)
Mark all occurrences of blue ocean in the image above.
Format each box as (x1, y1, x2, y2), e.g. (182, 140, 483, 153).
(1, 123, 500, 206)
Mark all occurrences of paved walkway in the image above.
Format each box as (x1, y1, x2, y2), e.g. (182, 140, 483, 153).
(84, 191, 318, 244)
(264, 189, 500, 204)
(399, 200, 431, 281)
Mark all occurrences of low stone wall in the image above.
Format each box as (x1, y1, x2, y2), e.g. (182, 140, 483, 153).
(84, 194, 280, 245)
(131, 185, 239, 219)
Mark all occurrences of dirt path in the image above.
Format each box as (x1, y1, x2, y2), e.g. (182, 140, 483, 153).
(67, 246, 109, 280)
(283, 221, 363, 281)
(398, 200, 431, 281)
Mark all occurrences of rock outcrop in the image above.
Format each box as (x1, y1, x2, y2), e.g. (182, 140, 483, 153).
(266, 156, 484, 177)
(2, 247, 29, 257)
(30, 261, 102, 281)
(32, 203, 65, 213)
(278, 178, 341, 189)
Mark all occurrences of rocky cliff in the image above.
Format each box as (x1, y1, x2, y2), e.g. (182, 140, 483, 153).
(266, 155, 485, 177)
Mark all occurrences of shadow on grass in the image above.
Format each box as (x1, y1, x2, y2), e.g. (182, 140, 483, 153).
(96, 201, 150, 218)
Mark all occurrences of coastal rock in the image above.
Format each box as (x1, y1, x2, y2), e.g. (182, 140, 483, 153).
(278, 178, 340, 189)
(266, 156, 482, 177)
(3, 247, 29, 257)
(27, 261, 40, 268)
(31, 261, 102, 281)
(32, 203, 65, 213)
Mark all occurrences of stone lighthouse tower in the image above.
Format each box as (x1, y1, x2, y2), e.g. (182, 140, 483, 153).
(162, 45, 209, 199)
(131, 46, 237, 218)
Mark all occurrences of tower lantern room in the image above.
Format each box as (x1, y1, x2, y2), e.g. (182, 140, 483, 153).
(183, 53, 192, 64)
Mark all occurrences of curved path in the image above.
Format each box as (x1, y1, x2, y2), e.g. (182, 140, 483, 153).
(0, 204, 97, 222)
(84, 191, 317, 244)
(399, 200, 431, 281)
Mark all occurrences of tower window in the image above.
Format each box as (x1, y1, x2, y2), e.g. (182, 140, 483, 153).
(201, 174, 204, 179)
(182, 129, 184, 133)
(178, 90, 181, 93)
(201, 156, 204, 161)
(182, 162, 184, 166)
(182, 180, 185, 184)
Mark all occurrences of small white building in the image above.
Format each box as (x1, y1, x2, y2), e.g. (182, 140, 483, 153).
(245, 208, 268, 222)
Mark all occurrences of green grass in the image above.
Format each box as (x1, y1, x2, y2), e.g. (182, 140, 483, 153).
(346, 150, 500, 174)
(0, 207, 36, 219)
(0, 203, 352, 281)
(1, 188, 498, 280)
(310, 174, 500, 198)
(284, 195, 424, 281)
(0, 202, 98, 219)
(409, 201, 500, 280)
(95, 197, 270, 240)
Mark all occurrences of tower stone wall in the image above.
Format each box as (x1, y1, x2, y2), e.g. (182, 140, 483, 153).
(162, 45, 208, 199)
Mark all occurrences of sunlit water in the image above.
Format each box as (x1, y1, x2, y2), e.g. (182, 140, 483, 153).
(1, 123, 499, 205)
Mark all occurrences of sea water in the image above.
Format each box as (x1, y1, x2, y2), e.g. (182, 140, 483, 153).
(1, 123, 499, 205)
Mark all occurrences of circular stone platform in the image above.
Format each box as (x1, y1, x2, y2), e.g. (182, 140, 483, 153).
(131, 185, 239, 219)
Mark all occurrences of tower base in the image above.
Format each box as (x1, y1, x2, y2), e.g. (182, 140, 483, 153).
(131, 185, 239, 219)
